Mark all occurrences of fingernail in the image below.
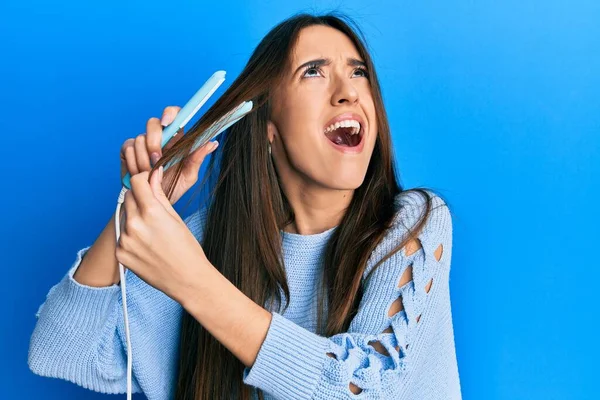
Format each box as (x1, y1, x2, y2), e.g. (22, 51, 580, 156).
(161, 115, 171, 126)
(210, 141, 219, 151)
(150, 152, 160, 166)
(159, 165, 163, 179)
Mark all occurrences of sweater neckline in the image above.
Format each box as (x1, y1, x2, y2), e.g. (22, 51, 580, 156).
(280, 225, 338, 248)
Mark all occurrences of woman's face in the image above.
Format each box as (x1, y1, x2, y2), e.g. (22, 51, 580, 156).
(268, 25, 377, 192)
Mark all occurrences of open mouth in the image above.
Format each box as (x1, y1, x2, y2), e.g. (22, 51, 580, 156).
(324, 120, 363, 147)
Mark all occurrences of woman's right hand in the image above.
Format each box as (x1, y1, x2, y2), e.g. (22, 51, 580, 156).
(119, 105, 219, 205)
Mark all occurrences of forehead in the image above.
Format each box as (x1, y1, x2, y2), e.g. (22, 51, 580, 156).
(289, 25, 362, 66)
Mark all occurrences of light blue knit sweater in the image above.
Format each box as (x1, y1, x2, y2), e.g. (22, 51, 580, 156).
(28, 190, 461, 399)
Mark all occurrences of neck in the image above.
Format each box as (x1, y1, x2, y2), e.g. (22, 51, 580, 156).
(280, 180, 353, 235)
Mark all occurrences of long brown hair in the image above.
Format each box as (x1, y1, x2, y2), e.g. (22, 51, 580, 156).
(151, 11, 441, 400)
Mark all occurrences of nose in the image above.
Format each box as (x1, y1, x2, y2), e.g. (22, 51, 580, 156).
(331, 76, 359, 106)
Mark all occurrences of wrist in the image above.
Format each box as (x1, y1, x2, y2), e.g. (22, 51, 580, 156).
(177, 258, 217, 311)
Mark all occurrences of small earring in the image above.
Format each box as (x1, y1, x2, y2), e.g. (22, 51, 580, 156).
(268, 143, 272, 155)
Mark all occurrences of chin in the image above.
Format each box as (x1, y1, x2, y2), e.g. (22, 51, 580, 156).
(325, 174, 367, 191)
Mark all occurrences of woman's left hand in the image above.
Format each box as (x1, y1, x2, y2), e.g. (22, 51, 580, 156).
(116, 166, 208, 304)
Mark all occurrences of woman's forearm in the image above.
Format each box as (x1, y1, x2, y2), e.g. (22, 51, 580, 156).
(72, 210, 123, 287)
(182, 263, 272, 368)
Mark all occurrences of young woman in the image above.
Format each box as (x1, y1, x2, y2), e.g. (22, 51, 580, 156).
(29, 13, 461, 400)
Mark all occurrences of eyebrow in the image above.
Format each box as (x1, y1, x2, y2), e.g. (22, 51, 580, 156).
(293, 57, 366, 77)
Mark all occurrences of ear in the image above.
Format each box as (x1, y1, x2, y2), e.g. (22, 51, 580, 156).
(267, 120, 278, 144)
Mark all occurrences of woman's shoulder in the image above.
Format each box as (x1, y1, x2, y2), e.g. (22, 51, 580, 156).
(364, 189, 453, 278)
(390, 189, 452, 238)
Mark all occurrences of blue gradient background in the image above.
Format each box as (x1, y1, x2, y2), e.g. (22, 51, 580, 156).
(1, 1, 598, 399)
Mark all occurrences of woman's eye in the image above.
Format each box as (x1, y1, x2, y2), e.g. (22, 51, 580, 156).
(302, 66, 369, 79)
(303, 67, 321, 78)
(354, 68, 369, 78)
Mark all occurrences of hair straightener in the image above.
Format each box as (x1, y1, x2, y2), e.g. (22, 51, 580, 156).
(115, 71, 252, 399)
(121, 70, 252, 188)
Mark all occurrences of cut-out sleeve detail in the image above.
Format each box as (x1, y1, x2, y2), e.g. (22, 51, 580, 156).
(243, 191, 457, 399)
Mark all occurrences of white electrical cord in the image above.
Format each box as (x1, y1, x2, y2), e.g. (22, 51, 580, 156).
(115, 186, 133, 400)
(110, 98, 253, 400)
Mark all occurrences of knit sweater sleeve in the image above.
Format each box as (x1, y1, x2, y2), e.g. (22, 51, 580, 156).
(28, 208, 208, 396)
(242, 191, 459, 399)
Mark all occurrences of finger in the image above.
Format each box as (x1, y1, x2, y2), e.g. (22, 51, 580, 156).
(122, 190, 139, 235)
(160, 106, 185, 154)
(120, 138, 136, 175)
(115, 238, 141, 269)
(182, 141, 219, 181)
(134, 134, 152, 172)
(124, 141, 139, 175)
(146, 117, 163, 165)
(160, 105, 181, 127)
(129, 171, 155, 213)
(120, 138, 135, 162)
(161, 106, 185, 154)
(124, 189, 139, 215)
(150, 166, 178, 218)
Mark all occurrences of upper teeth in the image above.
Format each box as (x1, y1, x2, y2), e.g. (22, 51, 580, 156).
(324, 119, 361, 135)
